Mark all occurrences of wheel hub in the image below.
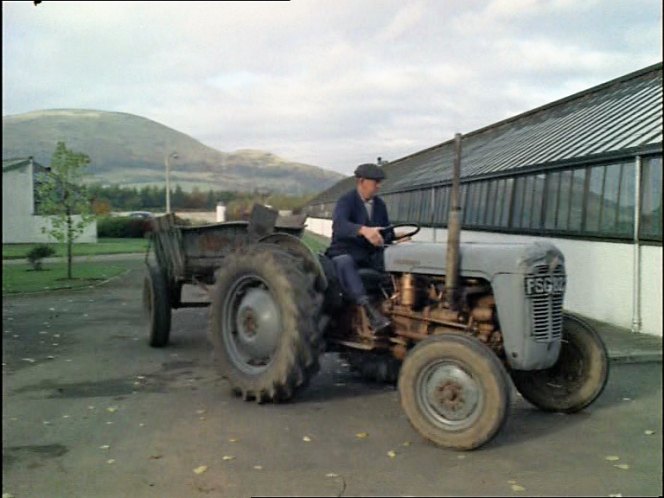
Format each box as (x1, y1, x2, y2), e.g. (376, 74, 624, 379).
(421, 362, 482, 427)
(234, 287, 281, 360)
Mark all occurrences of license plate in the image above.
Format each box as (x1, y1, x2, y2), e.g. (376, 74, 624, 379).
(524, 275, 566, 296)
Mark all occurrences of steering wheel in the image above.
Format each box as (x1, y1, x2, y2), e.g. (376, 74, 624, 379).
(380, 223, 420, 241)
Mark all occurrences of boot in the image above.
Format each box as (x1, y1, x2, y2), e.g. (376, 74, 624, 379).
(359, 298, 391, 334)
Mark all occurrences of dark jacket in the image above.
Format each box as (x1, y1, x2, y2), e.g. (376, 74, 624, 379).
(326, 189, 394, 265)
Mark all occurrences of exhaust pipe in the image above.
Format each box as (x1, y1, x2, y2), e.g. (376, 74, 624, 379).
(445, 133, 463, 310)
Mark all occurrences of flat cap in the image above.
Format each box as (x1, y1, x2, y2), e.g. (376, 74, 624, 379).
(354, 163, 386, 181)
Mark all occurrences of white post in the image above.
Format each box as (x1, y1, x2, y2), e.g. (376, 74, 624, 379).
(216, 202, 226, 222)
(631, 156, 642, 333)
(165, 152, 178, 214)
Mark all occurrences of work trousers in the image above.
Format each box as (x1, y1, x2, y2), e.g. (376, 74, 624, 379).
(331, 252, 383, 304)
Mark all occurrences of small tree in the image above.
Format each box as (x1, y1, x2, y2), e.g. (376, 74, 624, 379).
(36, 142, 95, 279)
(26, 244, 57, 271)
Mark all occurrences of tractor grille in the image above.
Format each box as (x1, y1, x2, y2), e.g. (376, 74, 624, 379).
(528, 264, 565, 343)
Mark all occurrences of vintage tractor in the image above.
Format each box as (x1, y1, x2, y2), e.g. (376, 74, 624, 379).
(144, 137, 609, 450)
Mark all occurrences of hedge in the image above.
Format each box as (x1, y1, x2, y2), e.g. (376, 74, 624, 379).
(97, 216, 152, 238)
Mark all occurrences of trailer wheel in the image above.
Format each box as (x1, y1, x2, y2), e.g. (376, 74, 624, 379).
(209, 246, 325, 403)
(399, 334, 511, 450)
(342, 351, 401, 385)
(143, 263, 172, 347)
(510, 313, 609, 413)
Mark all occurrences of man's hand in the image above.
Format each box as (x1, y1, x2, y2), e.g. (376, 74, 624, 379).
(359, 226, 384, 247)
(394, 231, 411, 244)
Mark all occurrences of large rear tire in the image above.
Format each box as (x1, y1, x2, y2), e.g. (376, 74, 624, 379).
(143, 263, 172, 348)
(208, 246, 325, 402)
(510, 313, 609, 413)
(399, 334, 511, 450)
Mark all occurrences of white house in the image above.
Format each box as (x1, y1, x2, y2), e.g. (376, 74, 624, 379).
(2, 157, 97, 244)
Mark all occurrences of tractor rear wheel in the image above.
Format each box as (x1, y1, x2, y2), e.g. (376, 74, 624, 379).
(209, 246, 325, 402)
(143, 263, 172, 348)
(399, 334, 510, 450)
(510, 313, 609, 413)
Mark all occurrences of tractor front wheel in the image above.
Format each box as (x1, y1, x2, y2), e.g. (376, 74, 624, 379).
(510, 313, 609, 413)
(399, 334, 511, 450)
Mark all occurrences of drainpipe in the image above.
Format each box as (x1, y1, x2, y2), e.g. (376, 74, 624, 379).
(631, 155, 642, 334)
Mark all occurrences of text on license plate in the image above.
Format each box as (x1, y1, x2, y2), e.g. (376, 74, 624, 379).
(524, 275, 566, 296)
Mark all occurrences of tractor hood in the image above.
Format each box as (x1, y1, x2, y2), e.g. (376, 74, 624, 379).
(383, 241, 564, 280)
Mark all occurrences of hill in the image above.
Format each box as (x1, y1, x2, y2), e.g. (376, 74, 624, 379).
(2, 109, 345, 194)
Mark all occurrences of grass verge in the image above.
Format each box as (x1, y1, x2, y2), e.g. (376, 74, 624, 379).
(2, 261, 128, 294)
(3, 238, 149, 260)
(302, 231, 330, 254)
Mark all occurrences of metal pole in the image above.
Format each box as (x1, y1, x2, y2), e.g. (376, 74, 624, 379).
(165, 155, 171, 214)
(446, 133, 463, 310)
(165, 152, 177, 214)
(631, 155, 642, 333)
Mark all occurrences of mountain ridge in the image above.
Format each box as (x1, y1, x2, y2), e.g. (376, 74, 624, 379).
(2, 108, 345, 194)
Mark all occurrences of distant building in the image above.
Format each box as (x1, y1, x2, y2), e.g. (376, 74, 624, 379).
(2, 157, 97, 243)
(306, 63, 662, 336)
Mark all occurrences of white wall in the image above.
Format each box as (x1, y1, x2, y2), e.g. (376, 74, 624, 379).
(305, 216, 662, 337)
(2, 164, 97, 244)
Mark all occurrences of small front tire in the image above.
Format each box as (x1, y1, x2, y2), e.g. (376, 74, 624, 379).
(143, 263, 172, 348)
(510, 313, 609, 413)
(399, 334, 511, 450)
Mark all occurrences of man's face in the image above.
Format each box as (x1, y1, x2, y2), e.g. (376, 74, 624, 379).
(358, 178, 381, 199)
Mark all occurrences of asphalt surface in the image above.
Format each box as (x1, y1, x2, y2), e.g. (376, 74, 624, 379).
(2, 258, 662, 497)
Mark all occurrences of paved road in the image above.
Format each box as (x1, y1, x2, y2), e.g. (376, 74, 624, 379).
(2, 260, 662, 497)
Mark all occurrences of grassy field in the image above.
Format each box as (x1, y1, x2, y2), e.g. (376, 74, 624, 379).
(2, 238, 149, 260)
(2, 261, 128, 294)
(301, 231, 330, 254)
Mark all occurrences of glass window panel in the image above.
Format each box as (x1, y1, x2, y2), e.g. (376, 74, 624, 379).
(544, 172, 560, 230)
(501, 178, 513, 227)
(477, 181, 488, 225)
(531, 174, 546, 229)
(617, 162, 634, 235)
(435, 187, 448, 225)
(460, 184, 470, 225)
(497, 180, 505, 225)
(600, 163, 622, 233)
(522, 176, 534, 228)
(585, 166, 605, 233)
(485, 180, 500, 226)
(557, 170, 572, 230)
(569, 168, 586, 231)
(512, 177, 525, 228)
(640, 156, 662, 240)
(459, 184, 468, 225)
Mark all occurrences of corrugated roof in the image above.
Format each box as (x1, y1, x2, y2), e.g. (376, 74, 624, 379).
(310, 62, 662, 205)
(2, 157, 49, 174)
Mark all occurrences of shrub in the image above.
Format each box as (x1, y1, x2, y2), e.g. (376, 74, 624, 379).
(26, 244, 57, 271)
(97, 216, 153, 238)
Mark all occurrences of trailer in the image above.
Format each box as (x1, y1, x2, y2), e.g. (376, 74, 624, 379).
(142, 205, 307, 347)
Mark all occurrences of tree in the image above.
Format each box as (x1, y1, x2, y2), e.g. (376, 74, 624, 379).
(36, 142, 95, 279)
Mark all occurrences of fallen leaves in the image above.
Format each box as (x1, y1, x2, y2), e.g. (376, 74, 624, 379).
(222, 455, 235, 461)
(511, 484, 526, 492)
(326, 473, 339, 478)
(253, 465, 263, 470)
(613, 464, 630, 470)
(302, 436, 312, 442)
(355, 432, 368, 439)
(605, 456, 620, 461)
(107, 459, 116, 464)
(21, 358, 36, 363)
(387, 450, 397, 458)
(644, 430, 655, 435)
(193, 465, 208, 474)
(106, 406, 119, 413)
(99, 445, 110, 450)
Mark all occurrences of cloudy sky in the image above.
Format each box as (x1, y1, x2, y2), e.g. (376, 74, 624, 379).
(3, 0, 662, 175)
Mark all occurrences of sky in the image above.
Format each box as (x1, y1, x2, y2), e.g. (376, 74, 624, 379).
(3, 0, 662, 175)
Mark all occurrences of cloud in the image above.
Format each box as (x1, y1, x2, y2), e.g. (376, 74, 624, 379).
(2, 0, 662, 175)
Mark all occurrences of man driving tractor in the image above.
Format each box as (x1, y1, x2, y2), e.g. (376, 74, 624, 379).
(325, 163, 396, 333)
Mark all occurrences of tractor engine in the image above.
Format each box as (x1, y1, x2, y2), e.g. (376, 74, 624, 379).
(383, 273, 504, 359)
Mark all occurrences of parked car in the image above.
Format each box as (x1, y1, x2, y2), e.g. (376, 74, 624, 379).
(127, 211, 154, 219)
